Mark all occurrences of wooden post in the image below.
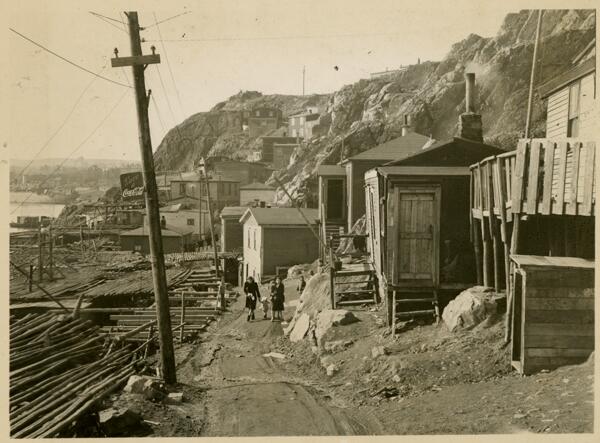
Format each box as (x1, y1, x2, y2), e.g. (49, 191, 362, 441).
(112, 11, 176, 384)
(492, 220, 501, 291)
(504, 216, 520, 342)
(144, 325, 154, 360)
(28, 264, 33, 292)
(391, 289, 397, 337)
(198, 161, 220, 276)
(48, 226, 54, 281)
(329, 236, 336, 309)
(473, 219, 483, 285)
(524, 10, 543, 138)
(38, 226, 44, 282)
(79, 226, 84, 259)
(180, 292, 185, 342)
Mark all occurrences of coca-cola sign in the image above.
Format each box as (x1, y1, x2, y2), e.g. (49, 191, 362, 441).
(120, 172, 145, 201)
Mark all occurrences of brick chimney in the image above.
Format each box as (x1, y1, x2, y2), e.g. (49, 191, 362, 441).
(457, 73, 483, 142)
(401, 114, 411, 136)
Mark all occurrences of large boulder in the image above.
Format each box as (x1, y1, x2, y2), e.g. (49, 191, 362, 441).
(442, 286, 497, 332)
(315, 309, 359, 342)
(289, 313, 311, 342)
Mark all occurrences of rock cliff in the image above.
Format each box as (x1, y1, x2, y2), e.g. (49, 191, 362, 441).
(153, 9, 594, 204)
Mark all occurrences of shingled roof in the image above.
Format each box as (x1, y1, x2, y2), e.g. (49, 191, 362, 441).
(239, 207, 319, 226)
(342, 132, 432, 163)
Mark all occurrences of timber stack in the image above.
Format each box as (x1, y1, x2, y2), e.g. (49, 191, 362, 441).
(9, 313, 138, 438)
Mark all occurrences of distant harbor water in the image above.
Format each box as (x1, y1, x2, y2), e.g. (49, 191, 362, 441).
(10, 192, 65, 230)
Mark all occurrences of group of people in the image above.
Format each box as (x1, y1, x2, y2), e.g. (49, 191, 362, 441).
(243, 276, 284, 321)
(243, 275, 307, 322)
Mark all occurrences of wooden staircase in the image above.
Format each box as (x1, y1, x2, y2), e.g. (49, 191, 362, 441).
(391, 288, 440, 332)
(324, 224, 345, 251)
(332, 264, 378, 308)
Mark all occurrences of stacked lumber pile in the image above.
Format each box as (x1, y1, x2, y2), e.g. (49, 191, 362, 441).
(81, 268, 192, 298)
(10, 313, 137, 438)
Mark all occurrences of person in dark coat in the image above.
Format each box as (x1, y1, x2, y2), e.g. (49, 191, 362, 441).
(297, 276, 306, 294)
(270, 276, 285, 321)
(244, 276, 260, 321)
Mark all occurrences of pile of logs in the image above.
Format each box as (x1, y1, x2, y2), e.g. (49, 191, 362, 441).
(10, 313, 137, 438)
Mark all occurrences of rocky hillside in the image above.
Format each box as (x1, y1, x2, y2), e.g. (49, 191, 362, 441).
(153, 9, 595, 204)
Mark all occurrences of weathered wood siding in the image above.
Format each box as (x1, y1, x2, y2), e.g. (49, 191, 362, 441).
(519, 267, 595, 374)
(546, 88, 569, 138)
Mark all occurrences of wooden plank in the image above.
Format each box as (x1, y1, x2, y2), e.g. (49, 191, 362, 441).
(526, 286, 594, 298)
(524, 356, 590, 373)
(525, 270, 594, 288)
(526, 297, 594, 310)
(541, 140, 556, 214)
(526, 140, 541, 214)
(512, 140, 527, 213)
(111, 54, 161, 67)
(581, 141, 595, 215)
(526, 309, 594, 324)
(525, 348, 593, 357)
(525, 335, 594, 349)
(525, 322, 595, 337)
(552, 141, 568, 215)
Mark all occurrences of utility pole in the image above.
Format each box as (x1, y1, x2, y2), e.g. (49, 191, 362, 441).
(302, 65, 306, 96)
(38, 226, 43, 282)
(198, 159, 220, 275)
(525, 9, 543, 138)
(112, 11, 177, 384)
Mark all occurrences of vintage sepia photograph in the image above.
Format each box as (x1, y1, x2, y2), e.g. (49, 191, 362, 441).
(4, 0, 598, 439)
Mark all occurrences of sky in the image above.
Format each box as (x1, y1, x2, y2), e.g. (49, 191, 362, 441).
(5, 0, 597, 162)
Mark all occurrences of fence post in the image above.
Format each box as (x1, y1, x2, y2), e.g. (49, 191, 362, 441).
(180, 291, 185, 342)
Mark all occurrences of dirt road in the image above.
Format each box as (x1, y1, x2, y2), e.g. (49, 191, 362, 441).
(178, 280, 383, 437)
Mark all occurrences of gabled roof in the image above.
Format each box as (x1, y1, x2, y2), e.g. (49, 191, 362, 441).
(239, 207, 319, 226)
(317, 164, 345, 176)
(220, 206, 249, 218)
(343, 132, 432, 163)
(384, 137, 505, 167)
(240, 181, 275, 190)
(538, 56, 596, 99)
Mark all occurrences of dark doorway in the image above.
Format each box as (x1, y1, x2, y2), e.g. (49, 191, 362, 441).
(326, 179, 344, 221)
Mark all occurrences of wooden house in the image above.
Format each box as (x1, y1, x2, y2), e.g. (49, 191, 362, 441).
(239, 207, 319, 283)
(119, 225, 193, 254)
(317, 164, 347, 254)
(510, 255, 594, 375)
(239, 182, 276, 206)
(365, 137, 503, 328)
(220, 206, 247, 253)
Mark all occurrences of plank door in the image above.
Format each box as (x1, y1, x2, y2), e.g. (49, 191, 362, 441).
(392, 186, 440, 286)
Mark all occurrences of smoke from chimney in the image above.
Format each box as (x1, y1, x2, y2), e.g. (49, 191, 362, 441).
(465, 72, 475, 113)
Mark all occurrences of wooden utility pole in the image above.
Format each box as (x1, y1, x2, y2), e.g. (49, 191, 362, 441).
(525, 10, 543, 139)
(48, 226, 54, 281)
(198, 159, 220, 275)
(112, 11, 176, 384)
(38, 226, 44, 282)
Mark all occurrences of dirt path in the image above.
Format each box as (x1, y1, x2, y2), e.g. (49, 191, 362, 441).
(178, 280, 383, 437)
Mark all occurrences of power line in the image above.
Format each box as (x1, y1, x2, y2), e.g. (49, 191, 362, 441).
(142, 11, 191, 29)
(9, 28, 131, 89)
(153, 64, 179, 127)
(150, 94, 167, 134)
(144, 31, 403, 43)
(11, 90, 129, 215)
(153, 12, 185, 119)
(89, 11, 126, 25)
(13, 66, 105, 179)
(89, 11, 128, 34)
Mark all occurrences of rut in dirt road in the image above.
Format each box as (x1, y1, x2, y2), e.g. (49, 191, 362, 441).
(186, 297, 382, 437)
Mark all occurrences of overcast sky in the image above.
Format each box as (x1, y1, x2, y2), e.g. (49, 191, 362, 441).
(6, 0, 596, 162)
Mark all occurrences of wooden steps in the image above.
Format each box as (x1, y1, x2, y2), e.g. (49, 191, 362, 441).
(391, 289, 440, 334)
(331, 262, 378, 309)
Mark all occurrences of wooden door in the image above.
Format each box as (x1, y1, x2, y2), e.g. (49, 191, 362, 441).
(392, 186, 440, 286)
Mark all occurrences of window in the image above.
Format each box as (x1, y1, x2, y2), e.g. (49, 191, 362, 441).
(179, 183, 186, 195)
(567, 81, 581, 137)
(255, 110, 260, 117)
(134, 244, 142, 252)
(187, 218, 195, 226)
(269, 111, 273, 117)
(253, 229, 257, 250)
(247, 228, 251, 248)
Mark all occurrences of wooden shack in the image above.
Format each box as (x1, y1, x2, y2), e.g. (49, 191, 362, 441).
(365, 137, 504, 328)
(510, 255, 594, 375)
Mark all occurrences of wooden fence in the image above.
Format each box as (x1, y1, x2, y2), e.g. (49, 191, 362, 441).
(469, 138, 596, 293)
